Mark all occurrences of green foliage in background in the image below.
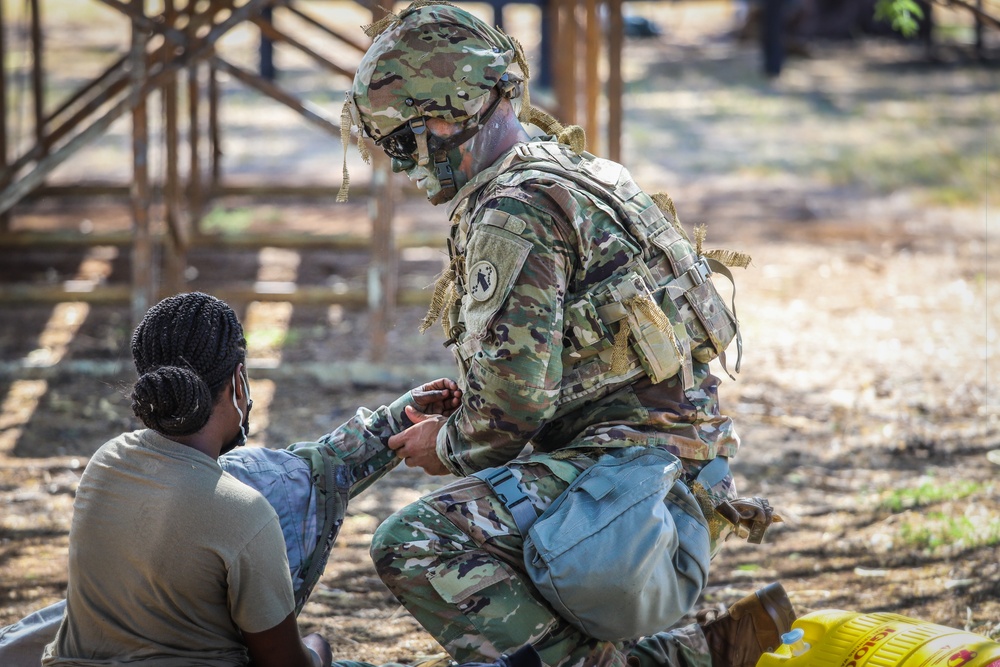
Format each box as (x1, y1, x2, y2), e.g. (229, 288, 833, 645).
(871, 479, 1000, 555)
(202, 206, 255, 234)
(874, 0, 927, 36)
(246, 327, 300, 352)
(898, 512, 1000, 552)
(876, 479, 983, 512)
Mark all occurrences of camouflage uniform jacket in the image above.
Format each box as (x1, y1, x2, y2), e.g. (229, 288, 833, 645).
(434, 138, 740, 478)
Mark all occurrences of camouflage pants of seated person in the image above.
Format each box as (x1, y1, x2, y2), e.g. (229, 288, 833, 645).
(370, 451, 737, 667)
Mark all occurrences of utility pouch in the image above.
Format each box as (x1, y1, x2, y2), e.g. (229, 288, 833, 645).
(475, 447, 711, 642)
(611, 271, 687, 385)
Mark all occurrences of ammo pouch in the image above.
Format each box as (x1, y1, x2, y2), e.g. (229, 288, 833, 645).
(473, 447, 712, 642)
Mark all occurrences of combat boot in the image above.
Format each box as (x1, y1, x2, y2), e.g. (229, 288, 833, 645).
(698, 582, 796, 667)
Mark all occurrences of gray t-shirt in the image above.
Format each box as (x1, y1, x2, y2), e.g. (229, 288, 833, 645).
(43, 429, 294, 667)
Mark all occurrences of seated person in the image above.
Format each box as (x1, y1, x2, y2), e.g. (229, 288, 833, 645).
(5, 292, 536, 667)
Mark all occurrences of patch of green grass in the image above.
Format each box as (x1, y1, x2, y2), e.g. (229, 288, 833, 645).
(821, 144, 990, 204)
(877, 479, 983, 512)
(735, 563, 761, 572)
(898, 512, 1000, 552)
(202, 206, 255, 234)
(246, 327, 299, 352)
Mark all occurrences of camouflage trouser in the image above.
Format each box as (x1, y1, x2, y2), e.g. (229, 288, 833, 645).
(371, 451, 737, 667)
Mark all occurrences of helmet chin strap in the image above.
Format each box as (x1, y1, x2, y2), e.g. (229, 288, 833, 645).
(418, 76, 517, 202)
(431, 151, 459, 203)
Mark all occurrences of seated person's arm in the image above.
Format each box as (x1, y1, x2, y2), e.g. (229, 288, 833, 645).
(243, 612, 331, 667)
(290, 378, 462, 497)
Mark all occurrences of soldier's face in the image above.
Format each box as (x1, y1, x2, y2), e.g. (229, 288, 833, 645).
(388, 117, 466, 205)
(392, 157, 446, 203)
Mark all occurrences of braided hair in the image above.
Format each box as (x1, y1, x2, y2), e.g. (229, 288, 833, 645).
(130, 292, 247, 436)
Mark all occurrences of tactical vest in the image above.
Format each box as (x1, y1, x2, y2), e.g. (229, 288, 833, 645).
(444, 140, 742, 416)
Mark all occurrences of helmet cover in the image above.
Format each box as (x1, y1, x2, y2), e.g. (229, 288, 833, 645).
(351, 2, 517, 141)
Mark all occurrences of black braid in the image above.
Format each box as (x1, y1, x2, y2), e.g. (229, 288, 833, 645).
(130, 292, 247, 436)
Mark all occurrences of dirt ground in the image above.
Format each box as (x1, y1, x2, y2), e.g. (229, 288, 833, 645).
(1, 1, 998, 663)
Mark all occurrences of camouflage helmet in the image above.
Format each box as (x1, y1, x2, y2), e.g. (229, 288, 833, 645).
(350, 2, 519, 142)
(336, 1, 583, 202)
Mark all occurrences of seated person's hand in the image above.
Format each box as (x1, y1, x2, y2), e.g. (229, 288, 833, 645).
(411, 378, 462, 416)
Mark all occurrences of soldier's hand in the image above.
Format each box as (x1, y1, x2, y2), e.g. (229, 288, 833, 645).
(388, 406, 450, 475)
(410, 378, 462, 416)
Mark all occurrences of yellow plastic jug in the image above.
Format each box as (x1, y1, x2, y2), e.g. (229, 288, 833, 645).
(757, 609, 1000, 667)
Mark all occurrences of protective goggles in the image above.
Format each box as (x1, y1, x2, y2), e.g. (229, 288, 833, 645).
(372, 83, 509, 162)
(375, 121, 438, 161)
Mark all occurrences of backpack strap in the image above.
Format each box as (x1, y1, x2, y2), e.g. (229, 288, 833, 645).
(693, 454, 730, 488)
(704, 257, 743, 375)
(471, 467, 539, 537)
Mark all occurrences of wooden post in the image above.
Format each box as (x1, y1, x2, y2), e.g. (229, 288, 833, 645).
(163, 0, 186, 296)
(259, 5, 275, 80)
(585, 0, 600, 156)
(975, 0, 983, 58)
(0, 0, 9, 231)
(188, 61, 204, 234)
(209, 62, 221, 190)
(29, 0, 45, 157)
(369, 152, 396, 363)
(367, 3, 396, 363)
(131, 7, 154, 324)
(607, 0, 623, 163)
(539, 0, 554, 89)
(555, 0, 578, 126)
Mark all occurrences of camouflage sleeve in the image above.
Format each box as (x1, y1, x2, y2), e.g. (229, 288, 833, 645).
(436, 193, 576, 476)
(287, 391, 416, 498)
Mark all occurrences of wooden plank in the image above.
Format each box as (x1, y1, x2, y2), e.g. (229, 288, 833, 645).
(0, 229, 445, 250)
(0, 284, 434, 307)
(251, 16, 356, 80)
(0, 359, 454, 391)
(24, 182, 384, 199)
(211, 57, 342, 137)
(44, 54, 128, 127)
(282, 3, 368, 54)
(0, 284, 133, 304)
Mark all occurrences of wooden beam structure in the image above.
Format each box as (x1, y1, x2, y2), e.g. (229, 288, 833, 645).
(0, 0, 629, 360)
(546, 0, 624, 161)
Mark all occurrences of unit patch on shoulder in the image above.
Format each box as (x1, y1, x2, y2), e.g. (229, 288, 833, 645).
(468, 260, 498, 302)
